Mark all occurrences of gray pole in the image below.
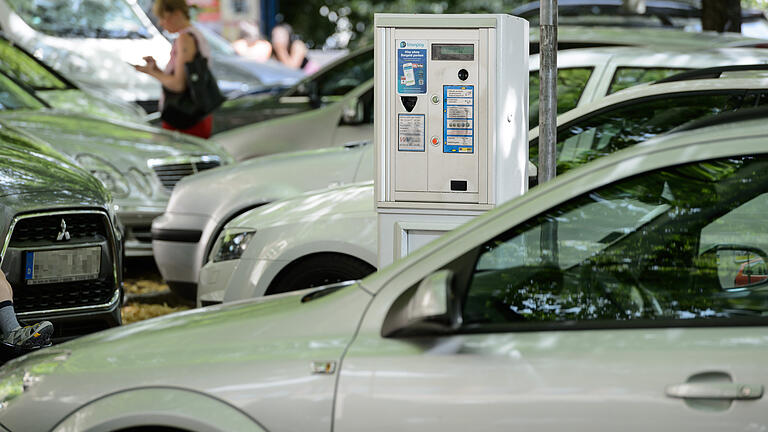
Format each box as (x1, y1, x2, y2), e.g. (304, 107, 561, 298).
(538, 0, 557, 185)
(538, 0, 559, 264)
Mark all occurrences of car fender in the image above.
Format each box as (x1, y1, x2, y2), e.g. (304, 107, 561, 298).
(52, 387, 266, 432)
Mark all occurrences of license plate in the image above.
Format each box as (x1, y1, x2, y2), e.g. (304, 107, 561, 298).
(24, 246, 101, 285)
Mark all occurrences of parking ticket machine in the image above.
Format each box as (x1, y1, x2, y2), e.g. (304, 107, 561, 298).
(375, 14, 529, 267)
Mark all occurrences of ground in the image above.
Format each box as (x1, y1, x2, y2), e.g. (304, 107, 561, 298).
(122, 258, 193, 324)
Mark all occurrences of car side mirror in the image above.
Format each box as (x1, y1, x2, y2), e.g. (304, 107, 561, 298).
(701, 244, 768, 290)
(340, 98, 364, 125)
(381, 270, 462, 337)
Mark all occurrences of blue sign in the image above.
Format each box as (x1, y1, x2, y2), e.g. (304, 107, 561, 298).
(443, 85, 474, 154)
(397, 40, 427, 94)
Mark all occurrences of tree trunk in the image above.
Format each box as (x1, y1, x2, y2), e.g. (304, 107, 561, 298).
(702, 0, 741, 33)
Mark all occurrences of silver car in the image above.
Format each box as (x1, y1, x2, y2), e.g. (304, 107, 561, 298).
(0, 69, 232, 256)
(0, 111, 766, 431)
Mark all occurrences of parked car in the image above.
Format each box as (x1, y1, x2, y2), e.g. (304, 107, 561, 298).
(199, 74, 768, 305)
(0, 0, 285, 113)
(514, 0, 768, 38)
(0, 123, 122, 341)
(212, 45, 374, 134)
(0, 33, 148, 123)
(214, 45, 768, 161)
(3, 113, 767, 431)
(152, 141, 373, 300)
(0, 69, 232, 256)
(0, 0, 170, 109)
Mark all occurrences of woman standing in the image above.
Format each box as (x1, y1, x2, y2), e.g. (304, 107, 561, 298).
(134, 0, 215, 138)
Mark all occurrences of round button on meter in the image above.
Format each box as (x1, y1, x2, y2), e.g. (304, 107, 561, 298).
(431, 95, 440, 104)
(458, 68, 469, 81)
(431, 136, 439, 146)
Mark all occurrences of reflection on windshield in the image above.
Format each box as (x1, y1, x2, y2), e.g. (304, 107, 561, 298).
(6, 0, 151, 39)
(0, 72, 46, 110)
(0, 39, 67, 91)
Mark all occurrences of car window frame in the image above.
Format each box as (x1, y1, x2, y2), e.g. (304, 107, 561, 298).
(607, 66, 693, 95)
(450, 155, 768, 336)
(529, 89, 750, 164)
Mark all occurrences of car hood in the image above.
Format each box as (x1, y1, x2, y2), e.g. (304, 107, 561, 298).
(0, 110, 231, 172)
(37, 89, 146, 124)
(229, 181, 374, 231)
(166, 144, 369, 216)
(0, 125, 108, 206)
(0, 283, 372, 432)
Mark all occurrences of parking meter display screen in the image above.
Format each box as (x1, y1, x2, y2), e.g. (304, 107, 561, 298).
(432, 44, 474, 61)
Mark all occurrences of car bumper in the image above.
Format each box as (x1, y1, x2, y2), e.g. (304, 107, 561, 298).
(198, 257, 284, 307)
(151, 213, 214, 298)
(18, 289, 122, 343)
(118, 206, 165, 257)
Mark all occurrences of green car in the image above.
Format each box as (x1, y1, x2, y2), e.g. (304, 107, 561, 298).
(0, 123, 123, 341)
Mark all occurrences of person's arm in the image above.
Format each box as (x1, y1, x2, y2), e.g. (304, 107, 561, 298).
(277, 40, 308, 69)
(134, 33, 196, 92)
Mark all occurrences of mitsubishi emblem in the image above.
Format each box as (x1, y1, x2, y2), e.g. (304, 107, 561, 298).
(56, 219, 71, 241)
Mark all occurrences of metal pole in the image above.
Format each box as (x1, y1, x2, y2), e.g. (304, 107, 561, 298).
(539, 0, 558, 265)
(538, 0, 557, 185)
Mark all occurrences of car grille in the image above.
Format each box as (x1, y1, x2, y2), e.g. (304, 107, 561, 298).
(13, 279, 115, 313)
(10, 213, 108, 243)
(5, 211, 118, 314)
(149, 156, 221, 191)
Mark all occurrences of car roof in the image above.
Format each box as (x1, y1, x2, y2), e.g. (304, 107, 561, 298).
(529, 75, 768, 137)
(530, 46, 768, 70)
(531, 25, 768, 49)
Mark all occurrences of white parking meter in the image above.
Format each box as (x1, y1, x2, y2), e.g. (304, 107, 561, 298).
(375, 14, 529, 267)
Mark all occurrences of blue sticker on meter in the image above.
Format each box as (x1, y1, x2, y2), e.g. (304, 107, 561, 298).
(443, 85, 474, 154)
(397, 40, 427, 94)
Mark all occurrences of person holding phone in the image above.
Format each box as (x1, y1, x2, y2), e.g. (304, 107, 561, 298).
(133, 0, 214, 138)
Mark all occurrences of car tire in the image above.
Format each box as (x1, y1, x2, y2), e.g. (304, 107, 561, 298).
(267, 253, 376, 295)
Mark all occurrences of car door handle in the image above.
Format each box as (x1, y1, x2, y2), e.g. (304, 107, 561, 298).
(665, 383, 764, 400)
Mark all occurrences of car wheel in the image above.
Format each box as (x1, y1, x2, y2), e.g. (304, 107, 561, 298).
(267, 253, 376, 295)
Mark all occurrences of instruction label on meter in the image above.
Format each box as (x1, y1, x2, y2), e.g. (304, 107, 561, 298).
(397, 40, 427, 94)
(443, 85, 474, 153)
(398, 114, 425, 151)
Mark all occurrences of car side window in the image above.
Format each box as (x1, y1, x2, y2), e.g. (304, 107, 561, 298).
(541, 92, 745, 175)
(608, 67, 689, 95)
(529, 68, 593, 126)
(462, 155, 768, 328)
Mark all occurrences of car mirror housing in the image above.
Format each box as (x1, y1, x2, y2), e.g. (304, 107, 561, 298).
(382, 269, 463, 337)
(700, 244, 768, 290)
(340, 98, 364, 125)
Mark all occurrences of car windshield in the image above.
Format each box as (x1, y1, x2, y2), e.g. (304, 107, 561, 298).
(0, 72, 47, 110)
(0, 39, 69, 91)
(289, 49, 374, 98)
(5, 0, 152, 39)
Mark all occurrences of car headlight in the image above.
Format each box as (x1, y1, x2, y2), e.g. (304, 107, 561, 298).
(0, 350, 70, 409)
(75, 154, 131, 198)
(211, 229, 256, 263)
